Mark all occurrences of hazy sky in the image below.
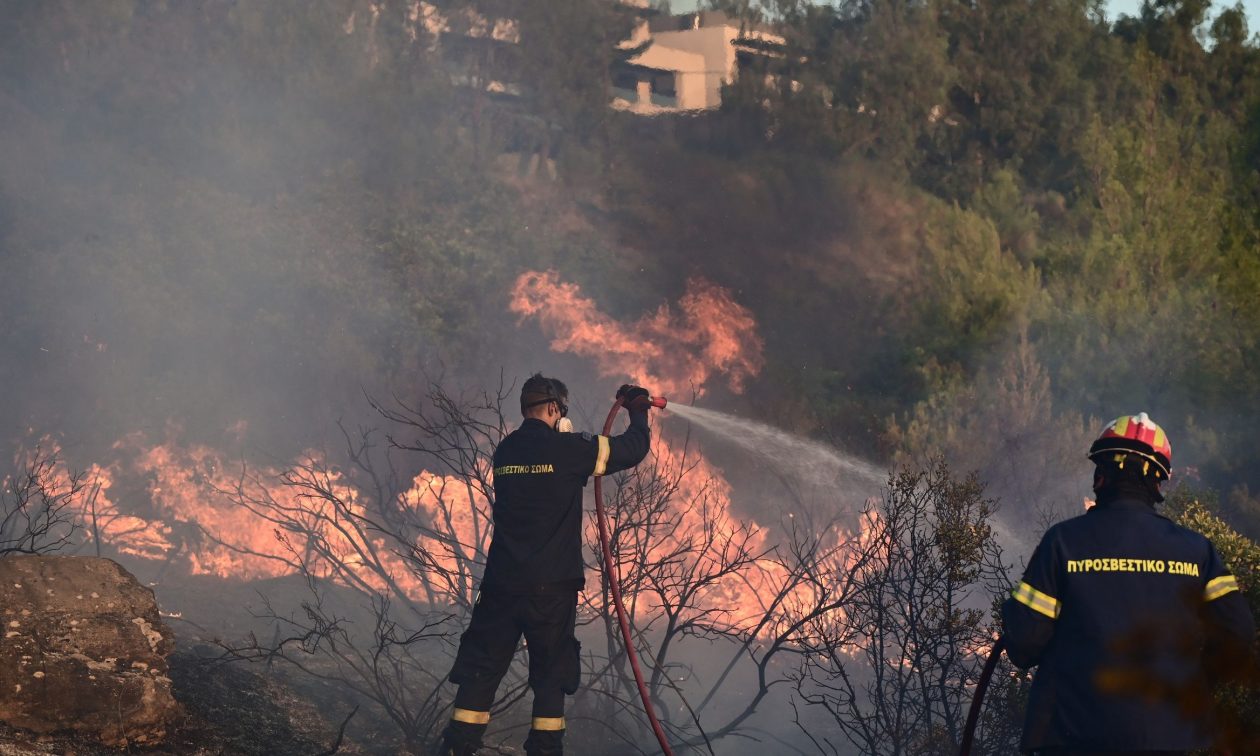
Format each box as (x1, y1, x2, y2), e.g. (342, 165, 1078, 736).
(1106, 0, 1259, 24)
(672, 0, 1260, 30)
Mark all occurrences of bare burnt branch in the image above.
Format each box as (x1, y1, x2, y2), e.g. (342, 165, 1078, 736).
(1, 445, 85, 556)
(369, 377, 509, 505)
(314, 704, 359, 756)
(202, 380, 895, 751)
(582, 427, 879, 751)
(203, 399, 533, 751)
(212, 562, 461, 747)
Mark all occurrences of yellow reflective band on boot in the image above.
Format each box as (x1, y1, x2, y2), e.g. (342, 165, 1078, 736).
(593, 435, 611, 476)
(1012, 581, 1061, 619)
(1205, 574, 1240, 601)
(452, 708, 490, 725)
(532, 716, 566, 731)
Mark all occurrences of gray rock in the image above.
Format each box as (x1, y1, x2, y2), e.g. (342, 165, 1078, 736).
(0, 556, 179, 747)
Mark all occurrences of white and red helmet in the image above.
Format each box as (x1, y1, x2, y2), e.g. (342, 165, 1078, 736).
(1087, 412, 1172, 481)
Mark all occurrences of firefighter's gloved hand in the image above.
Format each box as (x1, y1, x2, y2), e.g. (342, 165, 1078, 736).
(616, 385, 651, 412)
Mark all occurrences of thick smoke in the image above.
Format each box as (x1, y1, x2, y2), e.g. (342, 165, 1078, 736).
(2, 6, 389, 458)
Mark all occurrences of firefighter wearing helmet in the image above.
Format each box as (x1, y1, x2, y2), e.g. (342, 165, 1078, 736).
(1002, 413, 1256, 754)
(437, 375, 653, 756)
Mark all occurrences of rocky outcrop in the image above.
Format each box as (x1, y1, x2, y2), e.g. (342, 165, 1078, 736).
(0, 556, 179, 747)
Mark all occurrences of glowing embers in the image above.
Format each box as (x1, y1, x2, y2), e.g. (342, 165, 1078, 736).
(510, 270, 764, 397)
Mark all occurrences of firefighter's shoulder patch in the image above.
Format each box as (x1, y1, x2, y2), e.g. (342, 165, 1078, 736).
(579, 432, 594, 442)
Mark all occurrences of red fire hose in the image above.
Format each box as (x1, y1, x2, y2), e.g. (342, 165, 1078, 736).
(594, 395, 675, 756)
(958, 636, 1005, 756)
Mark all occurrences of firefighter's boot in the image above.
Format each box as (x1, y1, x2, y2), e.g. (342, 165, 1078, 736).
(523, 725, 564, 756)
(435, 719, 485, 756)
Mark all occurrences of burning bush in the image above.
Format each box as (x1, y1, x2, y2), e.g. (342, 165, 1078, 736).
(138, 380, 879, 753)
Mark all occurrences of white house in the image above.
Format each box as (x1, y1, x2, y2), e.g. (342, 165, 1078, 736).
(612, 10, 786, 114)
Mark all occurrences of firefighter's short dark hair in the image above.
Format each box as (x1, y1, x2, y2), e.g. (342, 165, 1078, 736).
(1093, 454, 1166, 502)
(521, 373, 568, 415)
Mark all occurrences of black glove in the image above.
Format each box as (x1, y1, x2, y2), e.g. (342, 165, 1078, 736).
(616, 384, 651, 411)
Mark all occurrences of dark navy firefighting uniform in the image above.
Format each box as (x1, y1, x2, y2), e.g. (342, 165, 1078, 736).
(444, 409, 650, 753)
(1002, 493, 1256, 754)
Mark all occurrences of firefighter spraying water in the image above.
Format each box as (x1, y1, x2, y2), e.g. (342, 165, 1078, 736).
(438, 376, 660, 756)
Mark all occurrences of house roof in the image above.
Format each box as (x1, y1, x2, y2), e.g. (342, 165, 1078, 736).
(624, 40, 707, 75)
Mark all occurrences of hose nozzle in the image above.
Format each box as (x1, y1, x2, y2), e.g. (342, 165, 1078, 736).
(621, 395, 667, 411)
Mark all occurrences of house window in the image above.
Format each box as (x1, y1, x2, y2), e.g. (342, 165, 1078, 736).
(652, 72, 676, 98)
(651, 72, 677, 106)
(612, 69, 639, 103)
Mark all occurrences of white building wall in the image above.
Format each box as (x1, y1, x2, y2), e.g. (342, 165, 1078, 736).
(623, 44, 708, 111)
(675, 69, 709, 110)
(647, 25, 739, 109)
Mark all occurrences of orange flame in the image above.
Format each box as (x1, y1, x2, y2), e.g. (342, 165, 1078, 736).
(10, 438, 174, 560)
(9, 434, 489, 608)
(510, 270, 764, 397)
(10, 422, 879, 645)
(588, 433, 875, 637)
(80, 464, 174, 561)
(3, 263, 888, 646)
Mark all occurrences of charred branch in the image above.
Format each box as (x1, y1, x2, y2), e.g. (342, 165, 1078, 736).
(1, 445, 84, 556)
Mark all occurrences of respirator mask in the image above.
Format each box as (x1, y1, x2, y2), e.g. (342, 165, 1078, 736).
(524, 392, 573, 433)
(553, 397, 573, 433)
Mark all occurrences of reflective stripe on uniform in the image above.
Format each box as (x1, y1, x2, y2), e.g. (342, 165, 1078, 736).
(452, 708, 490, 725)
(1012, 580, 1061, 619)
(1205, 574, 1240, 602)
(532, 716, 566, 731)
(593, 435, 611, 476)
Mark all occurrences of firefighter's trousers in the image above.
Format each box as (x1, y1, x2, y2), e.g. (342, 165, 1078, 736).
(442, 589, 580, 755)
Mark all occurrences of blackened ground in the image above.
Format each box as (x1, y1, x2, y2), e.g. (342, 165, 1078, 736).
(166, 644, 351, 755)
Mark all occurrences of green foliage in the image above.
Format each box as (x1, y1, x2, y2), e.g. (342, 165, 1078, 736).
(749, 0, 955, 167)
(1165, 489, 1260, 609)
(889, 335, 1090, 536)
(927, 0, 1123, 198)
(5, 1, 1260, 749)
(795, 459, 1020, 755)
(910, 200, 1042, 368)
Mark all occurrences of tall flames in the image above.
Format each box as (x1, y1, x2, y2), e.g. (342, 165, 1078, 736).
(11, 272, 870, 641)
(510, 270, 764, 397)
